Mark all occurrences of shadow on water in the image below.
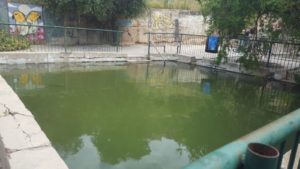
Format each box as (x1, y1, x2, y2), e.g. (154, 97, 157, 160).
(1, 62, 300, 169)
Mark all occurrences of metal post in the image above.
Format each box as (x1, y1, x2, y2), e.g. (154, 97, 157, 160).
(116, 32, 120, 52)
(179, 34, 183, 54)
(288, 131, 300, 169)
(147, 32, 151, 60)
(266, 42, 273, 67)
(276, 141, 286, 169)
(64, 28, 67, 53)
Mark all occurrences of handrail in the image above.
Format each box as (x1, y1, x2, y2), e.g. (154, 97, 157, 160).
(0, 22, 123, 33)
(0, 22, 122, 53)
(145, 32, 300, 45)
(144, 32, 207, 37)
(183, 108, 300, 169)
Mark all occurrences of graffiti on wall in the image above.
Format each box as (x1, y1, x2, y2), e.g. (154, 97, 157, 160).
(8, 2, 44, 41)
(151, 12, 174, 30)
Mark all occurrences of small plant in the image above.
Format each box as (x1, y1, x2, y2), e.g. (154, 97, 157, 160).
(0, 30, 30, 51)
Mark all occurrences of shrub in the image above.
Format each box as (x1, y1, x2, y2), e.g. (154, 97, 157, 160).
(0, 30, 30, 51)
(146, 0, 200, 11)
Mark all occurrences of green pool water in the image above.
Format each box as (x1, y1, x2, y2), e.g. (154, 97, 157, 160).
(1, 62, 300, 169)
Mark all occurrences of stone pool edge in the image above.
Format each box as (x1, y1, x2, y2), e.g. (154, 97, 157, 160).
(0, 52, 272, 78)
(0, 76, 69, 169)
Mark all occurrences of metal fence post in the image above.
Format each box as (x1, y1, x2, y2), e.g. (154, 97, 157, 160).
(276, 141, 286, 169)
(116, 31, 120, 52)
(266, 42, 273, 67)
(178, 34, 183, 54)
(64, 28, 67, 53)
(147, 32, 151, 60)
(287, 131, 300, 169)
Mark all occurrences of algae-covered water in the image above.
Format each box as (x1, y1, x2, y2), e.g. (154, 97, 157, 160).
(1, 62, 300, 169)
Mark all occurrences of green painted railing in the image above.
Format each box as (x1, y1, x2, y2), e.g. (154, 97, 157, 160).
(184, 108, 300, 169)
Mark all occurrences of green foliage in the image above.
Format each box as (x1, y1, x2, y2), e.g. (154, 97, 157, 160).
(146, 0, 200, 11)
(237, 40, 272, 70)
(198, 0, 299, 39)
(198, 0, 299, 69)
(0, 30, 30, 51)
(35, 0, 146, 26)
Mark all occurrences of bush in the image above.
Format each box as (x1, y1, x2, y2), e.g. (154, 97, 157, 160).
(0, 30, 30, 51)
(146, 0, 200, 11)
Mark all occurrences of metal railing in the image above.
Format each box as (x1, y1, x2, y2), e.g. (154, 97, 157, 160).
(0, 23, 122, 53)
(146, 32, 213, 58)
(184, 108, 300, 169)
(146, 32, 300, 82)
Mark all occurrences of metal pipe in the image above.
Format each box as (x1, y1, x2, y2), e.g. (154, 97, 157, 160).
(183, 108, 300, 169)
(143, 32, 207, 37)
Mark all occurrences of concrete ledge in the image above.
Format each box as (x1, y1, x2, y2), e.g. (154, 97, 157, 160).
(0, 51, 272, 79)
(196, 59, 271, 77)
(0, 52, 127, 64)
(150, 54, 178, 61)
(0, 137, 9, 169)
(177, 55, 196, 64)
(0, 76, 68, 169)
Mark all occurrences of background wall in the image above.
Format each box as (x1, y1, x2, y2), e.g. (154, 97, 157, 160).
(0, 0, 9, 26)
(118, 9, 208, 45)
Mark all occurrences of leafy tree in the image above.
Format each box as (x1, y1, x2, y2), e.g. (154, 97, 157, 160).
(197, 0, 300, 68)
(198, 0, 299, 39)
(35, 0, 146, 27)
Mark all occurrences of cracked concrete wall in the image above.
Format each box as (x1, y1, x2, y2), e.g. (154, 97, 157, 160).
(0, 76, 69, 169)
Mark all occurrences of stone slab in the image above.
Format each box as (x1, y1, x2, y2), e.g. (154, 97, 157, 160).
(9, 146, 68, 169)
(0, 52, 127, 65)
(0, 76, 69, 169)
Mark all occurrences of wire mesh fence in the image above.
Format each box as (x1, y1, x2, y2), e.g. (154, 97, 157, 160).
(146, 32, 300, 81)
(146, 32, 216, 59)
(0, 23, 122, 53)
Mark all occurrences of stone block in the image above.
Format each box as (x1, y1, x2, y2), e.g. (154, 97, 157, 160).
(177, 55, 196, 64)
(9, 146, 68, 169)
(0, 115, 50, 151)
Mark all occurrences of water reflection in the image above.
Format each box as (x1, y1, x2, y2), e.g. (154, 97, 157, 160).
(1, 62, 299, 169)
(64, 135, 192, 169)
(126, 63, 299, 115)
